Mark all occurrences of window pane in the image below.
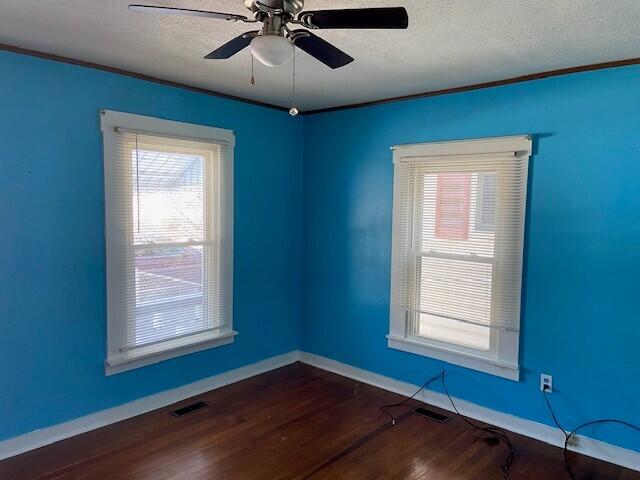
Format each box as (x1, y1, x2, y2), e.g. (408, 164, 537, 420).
(421, 173, 495, 257)
(475, 173, 497, 232)
(417, 171, 495, 350)
(418, 256, 493, 326)
(131, 245, 209, 347)
(417, 313, 490, 351)
(132, 149, 204, 245)
(435, 173, 471, 240)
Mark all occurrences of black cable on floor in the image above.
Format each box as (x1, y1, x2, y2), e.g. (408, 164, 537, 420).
(380, 370, 515, 479)
(379, 370, 445, 425)
(440, 372, 515, 479)
(542, 389, 640, 480)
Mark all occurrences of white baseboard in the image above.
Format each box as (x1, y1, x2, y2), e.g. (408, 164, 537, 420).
(0, 350, 300, 461)
(2, 349, 637, 473)
(298, 351, 640, 473)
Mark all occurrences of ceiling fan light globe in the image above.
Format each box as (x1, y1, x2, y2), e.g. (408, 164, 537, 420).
(250, 35, 293, 67)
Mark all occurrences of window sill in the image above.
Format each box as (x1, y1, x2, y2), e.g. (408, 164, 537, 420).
(387, 334, 519, 381)
(105, 330, 237, 376)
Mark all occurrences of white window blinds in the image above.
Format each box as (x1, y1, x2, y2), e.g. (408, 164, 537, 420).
(102, 111, 234, 374)
(389, 136, 531, 380)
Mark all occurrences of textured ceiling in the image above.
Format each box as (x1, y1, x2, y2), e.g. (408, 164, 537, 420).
(1, 1, 640, 111)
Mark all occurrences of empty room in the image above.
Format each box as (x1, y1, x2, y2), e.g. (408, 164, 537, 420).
(1, 1, 639, 479)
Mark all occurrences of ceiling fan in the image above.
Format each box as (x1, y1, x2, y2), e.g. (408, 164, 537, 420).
(129, 1, 409, 69)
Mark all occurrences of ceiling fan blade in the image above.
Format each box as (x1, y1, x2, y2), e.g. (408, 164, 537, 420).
(291, 30, 353, 69)
(128, 4, 249, 22)
(204, 31, 259, 59)
(299, 7, 408, 29)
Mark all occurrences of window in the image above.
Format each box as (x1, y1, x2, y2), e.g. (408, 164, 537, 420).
(388, 136, 531, 380)
(101, 111, 234, 374)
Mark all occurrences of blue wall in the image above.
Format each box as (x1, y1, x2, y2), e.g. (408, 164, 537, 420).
(0, 50, 303, 441)
(302, 65, 640, 451)
(1, 49, 639, 452)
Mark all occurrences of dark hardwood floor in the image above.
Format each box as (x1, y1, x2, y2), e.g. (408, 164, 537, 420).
(1, 363, 638, 479)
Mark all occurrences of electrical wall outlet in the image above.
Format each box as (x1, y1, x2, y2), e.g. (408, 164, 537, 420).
(540, 374, 553, 392)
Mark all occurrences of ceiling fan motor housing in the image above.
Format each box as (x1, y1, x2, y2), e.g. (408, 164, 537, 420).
(245, 0, 304, 17)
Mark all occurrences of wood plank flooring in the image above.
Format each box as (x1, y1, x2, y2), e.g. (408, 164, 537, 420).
(1, 363, 638, 479)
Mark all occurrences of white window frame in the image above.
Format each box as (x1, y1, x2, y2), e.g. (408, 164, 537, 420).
(101, 110, 235, 375)
(388, 136, 531, 381)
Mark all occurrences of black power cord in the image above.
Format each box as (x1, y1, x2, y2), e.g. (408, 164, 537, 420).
(379, 370, 445, 425)
(380, 370, 515, 479)
(440, 372, 515, 479)
(542, 386, 640, 480)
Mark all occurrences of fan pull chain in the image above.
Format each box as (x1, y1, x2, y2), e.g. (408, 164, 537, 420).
(289, 47, 299, 116)
(250, 53, 255, 85)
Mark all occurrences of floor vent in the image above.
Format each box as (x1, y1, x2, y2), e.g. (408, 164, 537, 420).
(412, 406, 451, 423)
(171, 401, 208, 417)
